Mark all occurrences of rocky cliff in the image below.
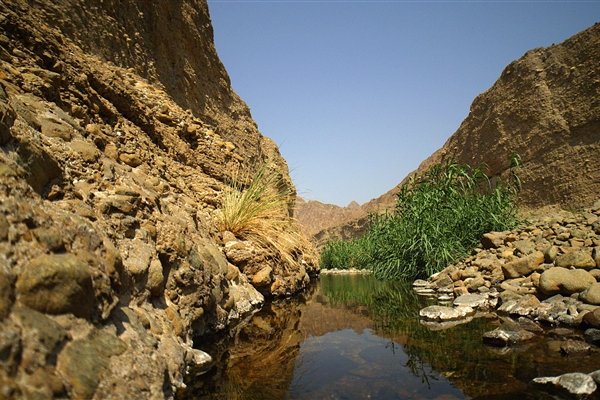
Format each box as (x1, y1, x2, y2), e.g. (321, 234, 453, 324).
(295, 198, 364, 236)
(0, 1, 315, 398)
(311, 22, 600, 247)
(419, 22, 600, 210)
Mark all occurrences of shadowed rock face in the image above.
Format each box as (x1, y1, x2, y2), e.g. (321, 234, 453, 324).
(312, 23, 600, 245)
(0, 0, 315, 398)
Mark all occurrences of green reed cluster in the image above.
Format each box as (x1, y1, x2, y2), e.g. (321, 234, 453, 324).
(320, 154, 522, 280)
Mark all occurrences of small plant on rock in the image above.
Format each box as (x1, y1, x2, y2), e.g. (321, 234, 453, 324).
(217, 161, 310, 269)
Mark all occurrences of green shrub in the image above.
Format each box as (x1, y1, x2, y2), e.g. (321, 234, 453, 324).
(319, 154, 522, 280)
(319, 238, 371, 270)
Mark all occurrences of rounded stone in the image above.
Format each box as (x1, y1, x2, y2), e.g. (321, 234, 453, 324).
(556, 251, 596, 270)
(581, 283, 600, 305)
(539, 267, 596, 295)
(252, 266, 273, 287)
(583, 308, 600, 328)
(16, 253, 95, 318)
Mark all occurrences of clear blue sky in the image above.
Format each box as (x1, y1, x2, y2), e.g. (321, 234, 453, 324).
(207, 0, 599, 207)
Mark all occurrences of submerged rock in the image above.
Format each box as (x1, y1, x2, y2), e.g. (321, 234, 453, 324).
(482, 321, 536, 347)
(419, 305, 475, 322)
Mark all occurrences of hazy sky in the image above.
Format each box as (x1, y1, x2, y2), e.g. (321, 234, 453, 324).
(207, 0, 599, 207)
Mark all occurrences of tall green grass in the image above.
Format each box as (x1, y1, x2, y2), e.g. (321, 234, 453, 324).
(320, 155, 522, 280)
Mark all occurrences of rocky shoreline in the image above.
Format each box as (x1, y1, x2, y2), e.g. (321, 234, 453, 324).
(414, 200, 600, 397)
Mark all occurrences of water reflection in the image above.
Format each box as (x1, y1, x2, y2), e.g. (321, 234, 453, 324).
(185, 274, 600, 400)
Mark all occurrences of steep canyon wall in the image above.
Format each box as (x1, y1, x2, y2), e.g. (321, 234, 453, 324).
(0, 1, 314, 398)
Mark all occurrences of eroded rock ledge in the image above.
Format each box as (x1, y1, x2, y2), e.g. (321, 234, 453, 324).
(0, 1, 316, 398)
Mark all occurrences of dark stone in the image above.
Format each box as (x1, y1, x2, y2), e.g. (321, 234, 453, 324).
(11, 307, 66, 368)
(583, 308, 600, 328)
(0, 98, 16, 145)
(560, 340, 591, 356)
(16, 139, 62, 195)
(16, 253, 95, 318)
(539, 267, 596, 295)
(57, 329, 127, 399)
(0, 261, 14, 320)
(556, 250, 597, 270)
(584, 328, 600, 346)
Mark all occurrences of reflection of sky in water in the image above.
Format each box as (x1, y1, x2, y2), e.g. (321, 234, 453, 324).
(286, 328, 464, 400)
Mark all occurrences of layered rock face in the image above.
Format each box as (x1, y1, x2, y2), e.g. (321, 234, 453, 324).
(312, 23, 600, 245)
(0, 1, 315, 398)
(421, 22, 600, 210)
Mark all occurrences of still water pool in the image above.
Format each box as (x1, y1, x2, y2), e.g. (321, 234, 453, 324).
(185, 274, 600, 399)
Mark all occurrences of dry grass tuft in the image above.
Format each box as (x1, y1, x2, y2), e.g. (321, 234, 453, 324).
(217, 162, 311, 268)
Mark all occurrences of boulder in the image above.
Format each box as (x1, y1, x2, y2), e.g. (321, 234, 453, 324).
(556, 250, 596, 270)
(0, 97, 16, 145)
(420, 317, 473, 331)
(560, 340, 591, 356)
(68, 140, 99, 163)
(16, 253, 96, 318)
(16, 139, 62, 195)
(584, 328, 600, 346)
(534, 295, 569, 324)
(502, 251, 544, 279)
(122, 239, 153, 277)
(466, 276, 486, 291)
(544, 246, 559, 263)
(539, 267, 596, 295)
(0, 262, 14, 320)
(531, 373, 597, 398)
(509, 294, 540, 316)
(593, 247, 600, 268)
(513, 240, 537, 255)
(10, 307, 67, 369)
(580, 283, 600, 305)
(57, 329, 127, 399)
(583, 308, 600, 328)
(147, 259, 165, 296)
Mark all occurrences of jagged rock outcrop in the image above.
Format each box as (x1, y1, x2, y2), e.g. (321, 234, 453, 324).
(0, 1, 315, 398)
(314, 23, 600, 246)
